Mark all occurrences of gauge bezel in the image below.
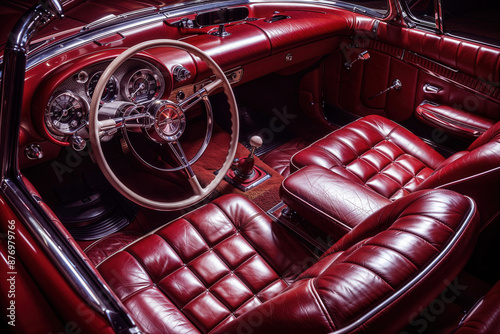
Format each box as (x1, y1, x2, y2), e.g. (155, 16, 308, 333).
(44, 90, 89, 139)
(86, 71, 119, 104)
(122, 68, 165, 104)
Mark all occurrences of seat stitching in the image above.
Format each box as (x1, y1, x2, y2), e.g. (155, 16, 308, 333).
(153, 234, 212, 294)
(212, 202, 289, 281)
(182, 217, 242, 275)
(310, 279, 337, 331)
(361, 243, 420, 271)
(397, 212, 456, 232)
(95, 204, 220, 268)
(120, 285, 156, 303)
(341, 261, 395, 289)
(123, 249, 156, 282)
(388, 227, 441, 251)
(393, 155, 430, 177)
(209, 314, 234, 333)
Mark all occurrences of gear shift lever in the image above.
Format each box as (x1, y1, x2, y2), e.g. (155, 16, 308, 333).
(234, 135, 263, 180)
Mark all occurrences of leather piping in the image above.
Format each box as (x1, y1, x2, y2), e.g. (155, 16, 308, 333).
(330, 196, 476, 333)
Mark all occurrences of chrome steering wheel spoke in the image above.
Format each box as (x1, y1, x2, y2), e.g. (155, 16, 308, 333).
(166, 141, 203, 196)
(178, 78, 223, 112)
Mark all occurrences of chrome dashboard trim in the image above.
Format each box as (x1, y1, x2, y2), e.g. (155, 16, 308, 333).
(0, 0, 250, 73)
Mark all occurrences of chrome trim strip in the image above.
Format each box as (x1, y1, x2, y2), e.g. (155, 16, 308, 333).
(333, 195, 477, 333)
(23, 0, 249, 71)
(0, 1, 141, 332)
(1, 179, 104, 313)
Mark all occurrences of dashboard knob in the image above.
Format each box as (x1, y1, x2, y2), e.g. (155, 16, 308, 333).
(25, 143, 43, 160)
(173, 65, 191, 82)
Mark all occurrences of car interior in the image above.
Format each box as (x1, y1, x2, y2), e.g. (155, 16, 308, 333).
(1, 0, 499, 333)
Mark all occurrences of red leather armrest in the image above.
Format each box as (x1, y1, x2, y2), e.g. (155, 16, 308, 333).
(416, 102, 495, 139)
(280, 165, 391, 240)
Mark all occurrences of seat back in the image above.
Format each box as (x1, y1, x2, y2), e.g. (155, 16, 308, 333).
(216, 190, 479, 334)
(417, 121, 500, 229)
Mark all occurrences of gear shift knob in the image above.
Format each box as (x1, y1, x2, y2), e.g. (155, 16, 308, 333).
(248, 135, 262, 159)
(250, 135, 263, 149)
(235, 135, 263, 180)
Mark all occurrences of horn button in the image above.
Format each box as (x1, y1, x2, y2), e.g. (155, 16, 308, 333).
(146, 100, 186, 142)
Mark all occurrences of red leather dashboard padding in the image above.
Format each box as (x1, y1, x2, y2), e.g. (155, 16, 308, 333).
(456, 280, 500, 333)
(96, 194, 313, 334)
(280, 165, 391, 239)
(218, 190, 479, 333)
(247, 11, 350, 54)
(416, 102, 496, 139)
(291, 115, 445, 200)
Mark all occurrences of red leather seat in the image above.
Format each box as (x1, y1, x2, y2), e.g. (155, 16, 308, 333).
(93, 191, 478, 333)
(455, 280, 500, 333)
(289, 115, 500, 228)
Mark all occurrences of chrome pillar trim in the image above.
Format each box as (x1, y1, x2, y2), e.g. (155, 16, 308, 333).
(434, 0, 444, 34)
(1, 0, 61, 178)
(0, 1, 142, 332)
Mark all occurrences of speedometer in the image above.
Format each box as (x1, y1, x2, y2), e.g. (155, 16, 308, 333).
(123, 69, 164, 103)
(45, 91, 88, 136)
(87, 71, 119, 103)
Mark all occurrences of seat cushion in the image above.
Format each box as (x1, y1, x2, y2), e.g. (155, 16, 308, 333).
(219, 190, 479, 333)
(456, 280, 500, 334)
(291, 115, 445, 200)
(280, 165, 391, 239)
(96, 194, 313, 334)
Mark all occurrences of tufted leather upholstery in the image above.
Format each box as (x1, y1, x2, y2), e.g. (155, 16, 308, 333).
(96, 194, 314, 334)
(455, 280, 500, 334)
(289, 115, 500, 229)
(217, 190, 478, 333)
(95, 191, 478, 333)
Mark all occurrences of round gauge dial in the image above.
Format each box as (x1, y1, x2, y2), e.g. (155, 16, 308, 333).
(87, 71, 119, 103)
(123, 69, 164, 103)
(45, 91, 88, 136)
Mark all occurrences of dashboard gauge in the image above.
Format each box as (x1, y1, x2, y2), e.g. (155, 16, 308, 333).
(87, 71, 119, 103)
(45, 91, 88, 136)
(123, 68, 164, 103)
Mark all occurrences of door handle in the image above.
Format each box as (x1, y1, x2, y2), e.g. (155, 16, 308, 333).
(423, 84, 442, 94)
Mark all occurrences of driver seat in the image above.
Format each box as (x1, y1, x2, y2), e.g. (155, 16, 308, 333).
(93, 191, 478, 333)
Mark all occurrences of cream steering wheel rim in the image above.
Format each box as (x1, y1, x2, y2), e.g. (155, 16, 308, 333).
(88, 39, 239, 210)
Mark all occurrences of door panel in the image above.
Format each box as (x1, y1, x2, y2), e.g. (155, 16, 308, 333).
(327, 47, 418, 122)
(324, 22, 500, 139)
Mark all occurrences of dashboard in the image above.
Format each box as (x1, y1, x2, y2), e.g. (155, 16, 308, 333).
(17, 5, 355, 168)
(42, 59, 168, 144)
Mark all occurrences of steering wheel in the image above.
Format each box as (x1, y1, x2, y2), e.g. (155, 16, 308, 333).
(88, 40, 239, 210)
